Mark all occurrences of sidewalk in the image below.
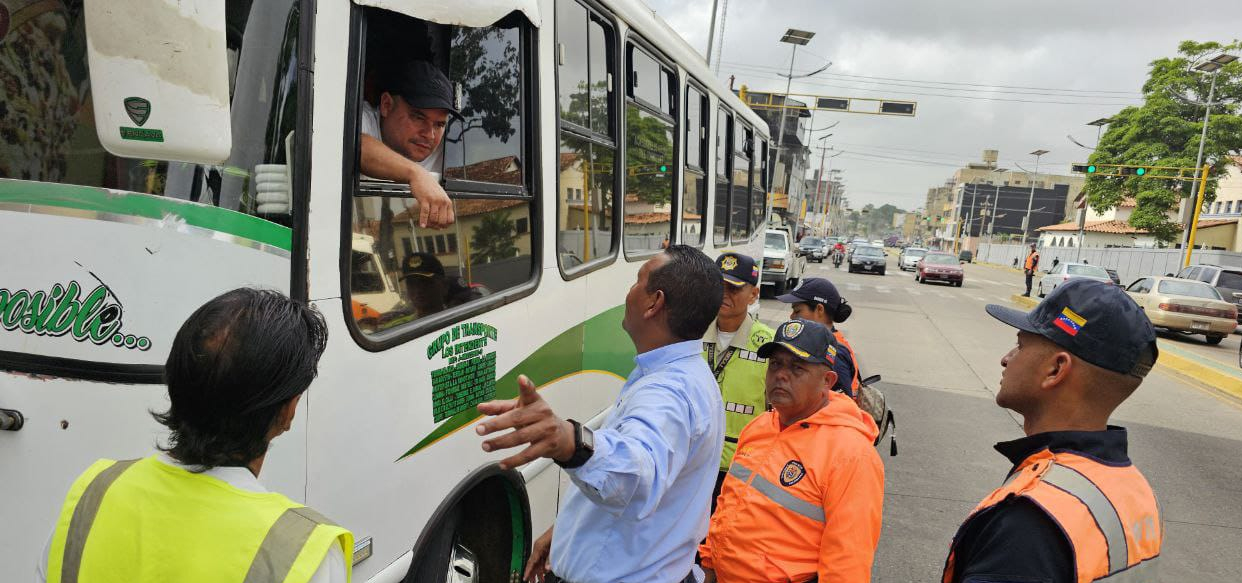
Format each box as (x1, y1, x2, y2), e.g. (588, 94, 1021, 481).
(1008, 294, 1242, 402)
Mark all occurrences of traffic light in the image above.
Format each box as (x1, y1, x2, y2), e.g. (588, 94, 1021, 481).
(1071, 164, 1098, 174)
(658, 164, 668, 173)
(1119, 166, 1148, 176)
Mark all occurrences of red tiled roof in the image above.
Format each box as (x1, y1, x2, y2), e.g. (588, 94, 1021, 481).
(1196, 218, 1237, 229)
(625, 212, 672, 225)
(1038, 220, 1146, 234)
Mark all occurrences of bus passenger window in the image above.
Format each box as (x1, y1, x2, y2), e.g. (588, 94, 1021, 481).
(730, 126, 752, 243)
(556, 0, 618, 273)
(350, 9, 536, 339)
(713, 109, 732, 247)
(751, 139, 767, 238)
(623, 43, 676, 258)
(682, 86, 708, 247)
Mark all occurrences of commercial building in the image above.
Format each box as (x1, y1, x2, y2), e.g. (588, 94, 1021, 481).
(740, 90, 812, 223)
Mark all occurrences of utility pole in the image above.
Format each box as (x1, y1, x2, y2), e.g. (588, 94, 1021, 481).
(1022, 149, 1049, 244)
(1181, 59, 1225, 251)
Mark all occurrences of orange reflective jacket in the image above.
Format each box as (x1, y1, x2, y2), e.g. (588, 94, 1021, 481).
(943, 449, 1162, 583)
(1025, 251, 1040, 271)
(700, 392, 884, 583)
(833, 330, 861, 393)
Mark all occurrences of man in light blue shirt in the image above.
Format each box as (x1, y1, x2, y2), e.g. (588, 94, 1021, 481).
(476, 245, 726, 583)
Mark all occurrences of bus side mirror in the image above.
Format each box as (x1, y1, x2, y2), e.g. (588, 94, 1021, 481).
(85, 0, 232, 164)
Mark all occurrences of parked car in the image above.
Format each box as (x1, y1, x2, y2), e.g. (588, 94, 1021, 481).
(1126, 276, 1237, 344)
(958, 250, 973, 263)
(763, 228, 805, 295)
(1037, 262, 1111, 297)
(798, 236, 828, 263)
(898, 247, 928, 271)
(848, 244, 887, 275)
(1174, 264, 1242, 323)
(916, 252, 964, 286)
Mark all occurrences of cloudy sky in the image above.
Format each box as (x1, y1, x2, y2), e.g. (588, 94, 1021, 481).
(643, 0, 1240, 211)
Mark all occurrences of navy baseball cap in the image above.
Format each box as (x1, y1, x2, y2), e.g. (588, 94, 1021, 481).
(381, 61, 463, 120)
(776, 277, 842, 310)
(717, 252, 759, 287)
(985, 278, 1158, 378)
(757, 319, 838, 366)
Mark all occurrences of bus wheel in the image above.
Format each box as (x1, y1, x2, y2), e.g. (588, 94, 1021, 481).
(407, 475, 528, 583)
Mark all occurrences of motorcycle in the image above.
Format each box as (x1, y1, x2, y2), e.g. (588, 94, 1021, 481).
(832, 250, 844, 268)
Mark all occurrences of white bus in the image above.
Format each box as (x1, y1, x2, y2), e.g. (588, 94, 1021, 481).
(0, 0, 772, 580)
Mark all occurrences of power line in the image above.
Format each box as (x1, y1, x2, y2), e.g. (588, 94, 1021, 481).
(722, 60, 1143, 96)
(730, 66, 1143, 106)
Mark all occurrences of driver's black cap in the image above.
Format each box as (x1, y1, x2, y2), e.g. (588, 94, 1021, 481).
(985, 278, 1157, 378)
(757, 319, 838, 366)
(380, 61, 462, 120)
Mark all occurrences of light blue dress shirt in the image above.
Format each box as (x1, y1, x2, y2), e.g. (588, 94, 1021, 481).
(550, 339, 725, 583)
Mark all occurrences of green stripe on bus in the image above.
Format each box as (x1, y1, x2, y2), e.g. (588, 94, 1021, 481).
(0, 179, 292, 251)
(399, 305, 634, 458)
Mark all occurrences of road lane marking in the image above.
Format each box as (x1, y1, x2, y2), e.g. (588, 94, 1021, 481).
(846, 283, 862, 291)
(876, 286, 891, 293)
(970, 295, 988, 302)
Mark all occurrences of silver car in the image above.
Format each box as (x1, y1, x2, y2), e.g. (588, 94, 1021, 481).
(1037, 263, 1112, 297)
(898, 247, 927, 271)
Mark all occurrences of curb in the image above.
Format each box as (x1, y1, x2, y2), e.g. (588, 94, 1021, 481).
(1006, 294, 1242, 401)
(977, 261, 1026, 275)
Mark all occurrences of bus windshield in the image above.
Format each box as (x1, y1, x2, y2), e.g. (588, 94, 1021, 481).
(0, 0, 303, 227)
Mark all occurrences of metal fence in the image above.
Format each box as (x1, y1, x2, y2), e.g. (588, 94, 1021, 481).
(976, 243, 1242, 287)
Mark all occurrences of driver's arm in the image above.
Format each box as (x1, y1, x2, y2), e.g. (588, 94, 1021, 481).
(360, 134, 455, 229)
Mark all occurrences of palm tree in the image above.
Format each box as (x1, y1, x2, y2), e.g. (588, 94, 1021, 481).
(471, 211, 519, 263)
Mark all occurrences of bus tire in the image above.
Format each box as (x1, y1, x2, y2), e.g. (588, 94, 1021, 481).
(406, 466, 530, 583)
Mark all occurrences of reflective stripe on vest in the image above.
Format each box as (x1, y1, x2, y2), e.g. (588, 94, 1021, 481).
(728, 462, 825, 523)
(48, 457, 352, 583)
(943, 450, 1160, 583)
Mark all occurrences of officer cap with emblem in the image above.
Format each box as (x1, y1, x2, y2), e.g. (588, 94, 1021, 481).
(716, 252, 759, 287)
(401, 252, 446, 281)
(757, 318, 837, 366)
(985, 278, 1157, 378)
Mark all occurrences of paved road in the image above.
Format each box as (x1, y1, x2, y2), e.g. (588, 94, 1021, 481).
(753, 255, 1242, 582)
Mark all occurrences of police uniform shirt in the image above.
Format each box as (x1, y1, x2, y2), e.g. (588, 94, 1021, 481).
(947, 429, 1134, 583)
(829, 334, 857, 396)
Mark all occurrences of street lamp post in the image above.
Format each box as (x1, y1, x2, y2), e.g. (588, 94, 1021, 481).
(1181, 52, 1237, 252)
(1022, 149, 1049, 245)
(773, 29, 814, 215)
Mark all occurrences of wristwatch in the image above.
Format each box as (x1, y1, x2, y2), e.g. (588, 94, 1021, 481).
(556, 419, 595, 469)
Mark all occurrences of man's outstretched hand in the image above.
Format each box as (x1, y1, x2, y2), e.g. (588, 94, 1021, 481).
(476, 375, 576, 470)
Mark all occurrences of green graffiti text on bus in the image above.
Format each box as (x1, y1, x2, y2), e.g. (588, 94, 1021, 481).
(0, 281, 151, 351)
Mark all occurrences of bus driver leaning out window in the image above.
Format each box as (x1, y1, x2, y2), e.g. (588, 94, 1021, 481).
(360, 60, 460, 229)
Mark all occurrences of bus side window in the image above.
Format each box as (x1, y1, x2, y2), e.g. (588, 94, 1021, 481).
(555, 0, 619, 274)
(681, 85, 708, 247)
(348, 10, 536, 342)
(730, 124, 752, 244)
(713, 108, 733, 247)
(622, 42, 676, 258)
(751, 138, 768, 237)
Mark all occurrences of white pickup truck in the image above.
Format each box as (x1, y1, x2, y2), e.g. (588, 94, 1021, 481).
(762, 229, 806, 295)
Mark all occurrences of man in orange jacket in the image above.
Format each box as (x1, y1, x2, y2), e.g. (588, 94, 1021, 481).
(942, 279, 1162, 582)
(700, 319, 885, 583)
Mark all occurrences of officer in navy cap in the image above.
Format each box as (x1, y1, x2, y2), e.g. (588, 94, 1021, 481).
(702, 252, 774, 505)
(942, 279, 1162, 583)
(776, 278, 860, 396)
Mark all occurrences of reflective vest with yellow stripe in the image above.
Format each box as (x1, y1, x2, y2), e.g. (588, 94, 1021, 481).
(703, 315, 774, 471)
(943, 449, 1161, 583)
(46, 456, 353, 583)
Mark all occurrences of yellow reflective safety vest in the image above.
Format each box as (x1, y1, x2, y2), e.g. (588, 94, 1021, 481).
(703, 315, 774, 471)
(46, 456, 353, 583)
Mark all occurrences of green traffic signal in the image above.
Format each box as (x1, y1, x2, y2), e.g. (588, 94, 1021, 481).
(1087, 165, 1097, 173)
(659, 165, 668, 172)
(1135, 167, 1146, 176)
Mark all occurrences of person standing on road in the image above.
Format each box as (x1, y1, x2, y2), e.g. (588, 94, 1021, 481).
(39, 289, 352, 583)
(700, 319, 884, 583)
(776, 278, 860, 396)
(702, 252, 774, 504)
(475, 245, 725, 583)
(1022, 243, 1040, 297)
(942, 279, 1162, 583)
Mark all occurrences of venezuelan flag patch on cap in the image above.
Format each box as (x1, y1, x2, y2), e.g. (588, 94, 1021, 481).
(1053, 306, 1087, 336)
